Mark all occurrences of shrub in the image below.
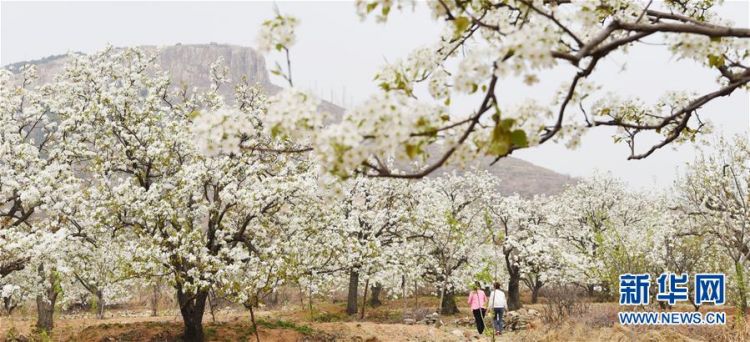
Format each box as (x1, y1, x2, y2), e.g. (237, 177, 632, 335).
(541, 285, 590, 324)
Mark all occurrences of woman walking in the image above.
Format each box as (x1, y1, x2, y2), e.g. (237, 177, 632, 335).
(488, 282, 507, 335)
(467, 282, 487, 334)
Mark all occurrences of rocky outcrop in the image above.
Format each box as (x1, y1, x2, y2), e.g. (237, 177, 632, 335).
(148, 43, 276, 94)
(7, 44, 275, 96)
(6, 43, 345, 117)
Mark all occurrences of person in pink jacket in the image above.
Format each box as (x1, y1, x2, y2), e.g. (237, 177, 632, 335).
(467, 282, 487, 334)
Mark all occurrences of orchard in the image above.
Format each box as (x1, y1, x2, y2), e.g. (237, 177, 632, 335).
(1, 1, 749, 341)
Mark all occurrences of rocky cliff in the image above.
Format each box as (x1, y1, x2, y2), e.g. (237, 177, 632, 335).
(6, 44, 275, 97)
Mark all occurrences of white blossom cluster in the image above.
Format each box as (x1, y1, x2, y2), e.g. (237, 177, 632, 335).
(247, 0, 750, 176)
(315, 92, 449, 177)
(257, 14, 299, 53)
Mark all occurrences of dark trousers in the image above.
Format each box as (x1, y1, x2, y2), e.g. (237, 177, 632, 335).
(472, 308, 486, 334)
(492, 308, 505, 333)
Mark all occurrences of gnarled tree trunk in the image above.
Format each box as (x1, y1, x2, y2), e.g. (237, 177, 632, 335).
(530, 278, 544, 304)
(440, 288, 459, 315)
(151, 282, 160, 317)
(35, 264, 58, 333)
(177, 287, 209, 342)
(35, 294, 56, 333)
(507, 268, 522, 310)
(346, 269, 359, 315)
(369, 283, 383, 307)
(531, 286, 541, 304)
(96, 289, 105, 319)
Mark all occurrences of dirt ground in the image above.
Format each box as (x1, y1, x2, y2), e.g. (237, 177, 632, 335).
(313, 321, 465, 342)
(0, 314, 470, 342)
(2, 299, 747, 341)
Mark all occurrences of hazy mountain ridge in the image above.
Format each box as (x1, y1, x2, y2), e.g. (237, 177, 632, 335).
(4, 43, 575, 196)
(444, 157, 577, 197)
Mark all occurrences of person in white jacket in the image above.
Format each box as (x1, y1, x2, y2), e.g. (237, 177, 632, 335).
(487, 282, 507, 335)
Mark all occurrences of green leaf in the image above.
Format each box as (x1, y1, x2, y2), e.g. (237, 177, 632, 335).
(271, 124, 282, 138)
(453, 16, 471, 38)
(487, 123, 512, 156)
(366, 2, 378, 13)
(707, 54, 725, 67)
(500, 118, 515, 129)
(381, 5, 391, 17)
(510, 129, 528, 147)
(486, 137, 510, 156)
(405, 144, 420, 159)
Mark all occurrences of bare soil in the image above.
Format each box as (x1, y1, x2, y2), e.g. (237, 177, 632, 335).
(2, 299, 747, 342)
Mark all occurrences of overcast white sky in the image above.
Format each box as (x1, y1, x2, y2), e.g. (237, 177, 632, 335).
(2, 1, 748, 189)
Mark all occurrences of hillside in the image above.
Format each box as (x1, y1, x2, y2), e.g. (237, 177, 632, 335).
(3, 43, 575, 196)
(439, 157, 576, 197)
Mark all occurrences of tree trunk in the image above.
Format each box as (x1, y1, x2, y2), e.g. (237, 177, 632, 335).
(207, 291, 217, 323)
(308, 284, 314, 319)
(244, 301, 261, 342)
(440, 288, 459, 315)
(736, 261, 748, 314)
(688, 289, 700, 311)
(35, 263, 58, 334)
(4, 296, 18, 315)
(414, 281, 418, 309)
(96, 289, 105, 319)
(360, 279, 369, 319)
(369, 283, 383, 307)
(151, 282, 160, 317)
(346, 269, 359, 315)
(530, 281, 543, 304)
(507, 270, 522, 311)
(401, 276, 407, 319)
(35, 294, 56, 333)
(177, 287, 209, 342)
(586, 284, 596, 298)
(266, 290, 279, 308)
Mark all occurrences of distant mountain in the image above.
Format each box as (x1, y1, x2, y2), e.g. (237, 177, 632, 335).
(437, 157, 576, 197)
(5, 43, 343, 116)
(4, 43, 575, 196)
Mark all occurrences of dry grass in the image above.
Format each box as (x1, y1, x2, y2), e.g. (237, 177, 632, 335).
(2, 294, 748, 342)
(502, 322, 750, 342)
(501, 303, 750, 342)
